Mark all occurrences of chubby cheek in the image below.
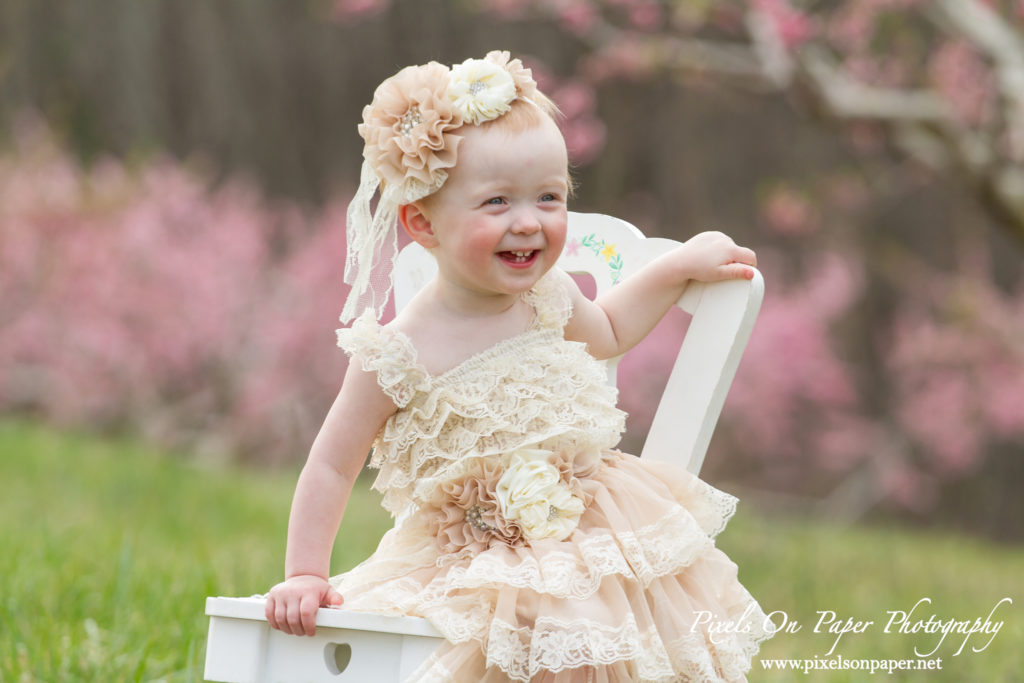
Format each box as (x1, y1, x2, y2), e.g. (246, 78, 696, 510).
(545, 218, 568, 262)
(458, 223, 505, 264)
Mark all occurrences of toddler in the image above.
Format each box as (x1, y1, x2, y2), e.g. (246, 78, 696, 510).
(266, 51, 772, 682)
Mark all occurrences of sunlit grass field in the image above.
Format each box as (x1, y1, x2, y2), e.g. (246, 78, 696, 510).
(1, 420, 1021, 681)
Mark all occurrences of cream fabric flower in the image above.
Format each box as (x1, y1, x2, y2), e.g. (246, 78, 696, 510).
(448, 57, 518, 125)
(496, 449, 585, 541)
(484, 50, 538, 101)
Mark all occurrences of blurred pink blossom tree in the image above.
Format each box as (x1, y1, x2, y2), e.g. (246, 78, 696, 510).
(882, 249, 1024, 510)
(0, 117, 345, 462)
(2, 112, 1022, 522)
(3, 0, 1024, 532)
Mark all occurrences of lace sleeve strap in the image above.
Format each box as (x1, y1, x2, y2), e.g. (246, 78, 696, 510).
(336, 310, 429, 408)
(523, 268, 574, 330)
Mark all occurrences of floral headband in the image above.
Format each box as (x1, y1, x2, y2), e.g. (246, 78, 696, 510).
(341, 51, 540, 324)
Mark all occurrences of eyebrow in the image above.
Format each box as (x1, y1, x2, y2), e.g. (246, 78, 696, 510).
(471, 175, 568, 195)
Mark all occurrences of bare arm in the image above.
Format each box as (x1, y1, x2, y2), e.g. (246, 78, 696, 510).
(564, 231, 757, 359)
(265, 357, 397, 636)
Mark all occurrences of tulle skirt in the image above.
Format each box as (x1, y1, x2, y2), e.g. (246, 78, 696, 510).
(331, 450, 773, 682)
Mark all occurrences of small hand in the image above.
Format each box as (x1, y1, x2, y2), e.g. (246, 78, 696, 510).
(679, 231, 758, 282)
(265, 574, 344, 636)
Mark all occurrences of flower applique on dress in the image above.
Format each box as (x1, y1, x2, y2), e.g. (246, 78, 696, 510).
(333, 270, 774, 682)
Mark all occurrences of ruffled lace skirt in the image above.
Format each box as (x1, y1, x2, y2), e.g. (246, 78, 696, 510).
(331, 451, 773, 682)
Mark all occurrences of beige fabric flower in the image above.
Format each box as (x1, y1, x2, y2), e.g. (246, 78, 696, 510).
(424, 457, 524, 555)
(355, 53, 541, 199)
(358, 61, 464, 199)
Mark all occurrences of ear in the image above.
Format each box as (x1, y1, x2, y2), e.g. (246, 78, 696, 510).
(399, 203, 439, 249)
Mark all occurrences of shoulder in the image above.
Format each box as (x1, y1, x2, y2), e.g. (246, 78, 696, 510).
(524, 268, 579, 329)
(311, 357, 398, 469)
(387, 292, 455, 376)
(558, 271, 618, 358)
(336, 310, 429, 408)
(542, 267, 579, 298)
(335, 354, 400, 422)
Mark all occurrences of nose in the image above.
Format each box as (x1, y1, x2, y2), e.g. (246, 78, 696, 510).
(509, 207, 542, 235)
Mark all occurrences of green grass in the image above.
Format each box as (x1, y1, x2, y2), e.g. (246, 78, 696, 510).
(0, 420, 391, 682)
(720, 511, 1023, 681)
(1, 419, 1021, 681)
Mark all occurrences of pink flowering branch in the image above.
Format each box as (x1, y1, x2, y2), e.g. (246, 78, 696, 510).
(431, 0, 1024, 243)
(328, 1, 1024, 239)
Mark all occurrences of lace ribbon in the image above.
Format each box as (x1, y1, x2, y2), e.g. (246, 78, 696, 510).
(340, 161, 448, 324)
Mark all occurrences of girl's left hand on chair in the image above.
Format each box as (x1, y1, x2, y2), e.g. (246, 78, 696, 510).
(676, 230, 757, 283)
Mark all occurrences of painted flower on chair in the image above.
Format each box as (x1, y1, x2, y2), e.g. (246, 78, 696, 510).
(449, 57, 518, 124)
(496, 449, 585, 541)
(581, 233, 626, 284)
(359, 61, 464, 200)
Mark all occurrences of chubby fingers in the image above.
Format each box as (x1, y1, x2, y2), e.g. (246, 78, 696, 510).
(267, 591, 319, 636)
(730, 262, 756, 280)
(707, 246, 756, 281)
(268, 590, 298, 635)
(265, 593, 278, 630)
(710, 262, 754, 281)
(726, 244, 757, 280)
(294, 593, 321, 636)
(734, 244, 757, 268)
(265, 580, 332, 636)
(266, 592, 296, 635)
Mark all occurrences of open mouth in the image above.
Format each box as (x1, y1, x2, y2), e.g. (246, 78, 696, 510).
(498, 250, 539, 266)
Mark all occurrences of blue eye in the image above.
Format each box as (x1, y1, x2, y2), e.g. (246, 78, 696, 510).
(486, 197, 505, 205)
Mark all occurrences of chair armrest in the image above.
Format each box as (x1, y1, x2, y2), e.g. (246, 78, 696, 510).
(640, 269, 764, 474)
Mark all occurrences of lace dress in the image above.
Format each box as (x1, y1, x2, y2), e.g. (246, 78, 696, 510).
(333, 271, 773, 682)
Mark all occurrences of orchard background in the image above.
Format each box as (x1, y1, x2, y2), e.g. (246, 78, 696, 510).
(2, 1, 1023, 535)
(3, 2, 1024, 679)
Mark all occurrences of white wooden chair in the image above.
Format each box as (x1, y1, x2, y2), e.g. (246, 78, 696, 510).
(204, 211, 764, 682)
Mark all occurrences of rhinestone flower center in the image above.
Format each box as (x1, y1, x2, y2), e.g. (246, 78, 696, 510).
(468, 80, 488, 95)
(465, 504, 494, 532)
(398, 106, 424, 136)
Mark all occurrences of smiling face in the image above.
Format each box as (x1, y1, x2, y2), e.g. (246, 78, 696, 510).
(411, 111, 570, 312)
